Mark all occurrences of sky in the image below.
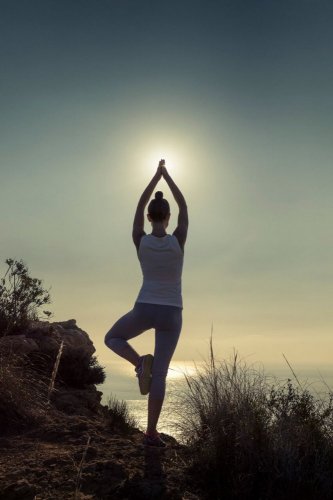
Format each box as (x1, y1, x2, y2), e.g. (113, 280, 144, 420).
(1, 0, 333, 370)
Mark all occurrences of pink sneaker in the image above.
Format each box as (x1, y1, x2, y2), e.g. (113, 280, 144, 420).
(135, 354, 154, 395)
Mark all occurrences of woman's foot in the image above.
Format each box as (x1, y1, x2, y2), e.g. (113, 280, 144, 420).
(135, 354, 154, 395)
(143, 431, 166, 448)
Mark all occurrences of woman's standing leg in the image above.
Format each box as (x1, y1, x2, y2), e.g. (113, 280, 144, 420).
(147, 306, 182, 435)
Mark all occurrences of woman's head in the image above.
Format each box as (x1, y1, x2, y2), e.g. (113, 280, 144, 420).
(148, 191, 170, 223)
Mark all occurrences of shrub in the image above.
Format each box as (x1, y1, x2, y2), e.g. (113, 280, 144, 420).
(267, 380, 333, 497)
(173, 342, 333, 500)
(0, 258, 51, 336)
(29, 348, 106, 389)
(57, 352, 106, 388)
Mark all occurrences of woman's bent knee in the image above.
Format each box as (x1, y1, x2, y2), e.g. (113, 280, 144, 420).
(104, 320, 122, 347)
(104, 329, 111, 347)
(104, 330, 121, 350)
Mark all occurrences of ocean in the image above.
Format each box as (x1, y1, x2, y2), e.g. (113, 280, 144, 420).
(100, 360, 333, 439)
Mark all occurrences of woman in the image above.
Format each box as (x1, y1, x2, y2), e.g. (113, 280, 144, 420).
(105, 159, 188, 447)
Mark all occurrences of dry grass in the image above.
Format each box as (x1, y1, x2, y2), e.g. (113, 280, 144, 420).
(48, 340, 64, 402)
(172, 341, 333, 500)
(106, 394, 138, 433)
(74, 434, 91, 499)
(0, 351, 50, 433)
(0, 339, 106, 434)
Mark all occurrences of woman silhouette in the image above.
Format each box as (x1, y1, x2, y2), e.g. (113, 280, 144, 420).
(105, 159, 188, 447)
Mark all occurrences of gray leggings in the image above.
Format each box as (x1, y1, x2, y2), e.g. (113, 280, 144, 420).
(104, 302, 182, 400)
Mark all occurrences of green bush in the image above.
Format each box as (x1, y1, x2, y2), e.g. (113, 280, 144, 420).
(0, 258, 51, 336)
(174, 344, 333, 500)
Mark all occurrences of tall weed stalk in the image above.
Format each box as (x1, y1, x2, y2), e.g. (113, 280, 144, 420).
(48, 340, 64, 402)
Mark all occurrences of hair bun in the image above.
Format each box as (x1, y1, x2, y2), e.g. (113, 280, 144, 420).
(155, 191, 163, 200)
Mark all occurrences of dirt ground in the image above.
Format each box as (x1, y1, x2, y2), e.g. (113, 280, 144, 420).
(0, 415, 202, 500)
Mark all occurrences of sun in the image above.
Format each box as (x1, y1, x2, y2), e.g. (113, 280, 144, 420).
(145, 149, 183, 179)
(128, 133, 195, 189)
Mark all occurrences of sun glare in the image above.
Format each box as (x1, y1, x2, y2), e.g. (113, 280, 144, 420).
(127, 133, 197, 190)
(145, 149, 183, 179)
(167, 361, 201, 380)
(105, 359, 200, 380)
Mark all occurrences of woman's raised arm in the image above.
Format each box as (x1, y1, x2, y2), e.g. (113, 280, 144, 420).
(162, 166, 188, 251)
(132, 162, 163, 249)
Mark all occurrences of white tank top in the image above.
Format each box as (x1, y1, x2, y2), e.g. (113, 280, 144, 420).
(136, 234, 184, 308)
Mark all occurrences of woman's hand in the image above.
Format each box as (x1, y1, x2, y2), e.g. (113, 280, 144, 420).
(158, 158, 169, 178)
(156, 159, 165, 178)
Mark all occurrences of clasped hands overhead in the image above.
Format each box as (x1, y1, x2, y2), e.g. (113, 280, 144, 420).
(156, 159, 169, 179)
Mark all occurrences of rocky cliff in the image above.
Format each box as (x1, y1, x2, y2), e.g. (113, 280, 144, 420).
(0, 320, 202, 500)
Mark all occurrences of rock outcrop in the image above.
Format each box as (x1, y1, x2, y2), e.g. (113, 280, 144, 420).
(0, 318, 95, 357)
(0, 320, 203, 499)
(0, 319, 103, 417)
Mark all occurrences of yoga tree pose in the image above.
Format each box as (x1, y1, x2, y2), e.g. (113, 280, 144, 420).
(105, 159, 188, 447)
